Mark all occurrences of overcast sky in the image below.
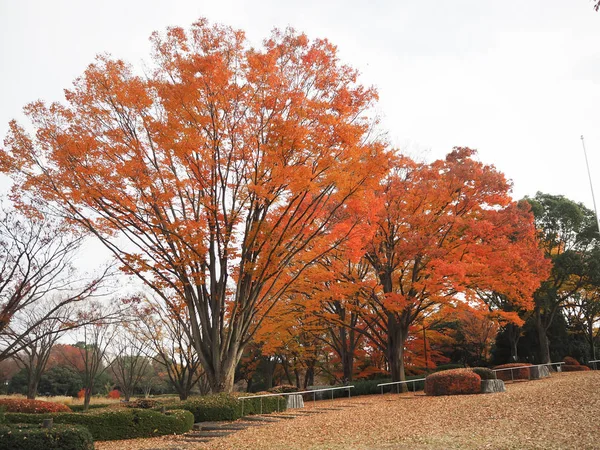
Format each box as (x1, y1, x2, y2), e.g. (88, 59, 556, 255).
(1, 0, 599, 210)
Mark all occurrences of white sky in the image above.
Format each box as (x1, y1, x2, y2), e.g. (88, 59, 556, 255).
(1, 0, 599, 209)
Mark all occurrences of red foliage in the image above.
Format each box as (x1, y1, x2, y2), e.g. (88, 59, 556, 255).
(0, 398, 71, 413)
(562, 357, 579, 366)
(562, 365, 590, 372)
(424, 368, 481, 396)
(107, 389, 121, 399)
(77, 388, 86, 399)
(493, 363, 532, 381)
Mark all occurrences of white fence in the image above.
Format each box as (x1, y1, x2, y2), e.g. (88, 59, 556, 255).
(238, 385, 354, 416)
(377, 378, 426, 395)
(492, 362, 564, 382)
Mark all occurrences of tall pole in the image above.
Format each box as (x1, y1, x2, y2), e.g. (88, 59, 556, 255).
(581, 136, 600, 235)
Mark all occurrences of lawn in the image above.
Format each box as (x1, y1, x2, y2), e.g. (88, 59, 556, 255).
(96, 371, 599, 449)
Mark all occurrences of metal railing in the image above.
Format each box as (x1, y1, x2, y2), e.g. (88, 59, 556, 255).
(377, 378, 426, 395)
(492, 362, 564, 382)
(238, 385, 354, 416)
(589, 359, 600, 370)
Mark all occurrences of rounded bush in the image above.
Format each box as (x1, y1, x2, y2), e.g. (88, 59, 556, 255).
(0, 424, 93, 450)
(424, 369, 481, 396)
(470, 367, 495, 380)
(0, 399, 71, 414)
(493, 363, 532, 381)
(562, 356, 580, 366)
(562, 365, 590, 372)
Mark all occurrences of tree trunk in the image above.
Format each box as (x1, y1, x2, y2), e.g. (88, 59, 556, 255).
(387, 314, 407, 391)
(535, 309, 551, 364)
(506, 323, 521, 362)
(26, 376, 38, 400)
(294, 368, 301, 389)
(84, 388, 92, 411)
(264, 358, 275, 390)
(303, 364, 315, 390)
(341, 348, 354, 382)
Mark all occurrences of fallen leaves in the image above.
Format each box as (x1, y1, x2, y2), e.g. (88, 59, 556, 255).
(95, 372, 599, 450)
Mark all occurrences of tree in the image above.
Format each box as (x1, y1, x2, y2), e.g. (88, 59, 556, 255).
(1, 19, 389, 392)
(564, 288, 600, 360)
(297, 253, 373, 382)
(108, 330, 151, 401)
(361, 149, 548, 383)
(38, 366, 83, 397)
(527, 193, 600, 363)
(3, 301, 77, 399)
(63, 314, 116, 410)
(0, 206, 107, 361)
(134, 298, 206, 400)
(0, 358, 19, 393)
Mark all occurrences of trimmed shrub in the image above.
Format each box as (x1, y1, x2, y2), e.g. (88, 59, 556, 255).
(563, 356, 580, 366)
(434, 364, 464, 372)
(470, 367, 496, 380)
(424, 369, 481, 396)
(123, 399, 160, 409)
(0, 399, 71, 414)
(107, 389, 120, 399)
(562, 365, 591, 372)
(267, 385, 298, 394)
(68, 404, 110, 413)
(166, 393, 286, 422)
(0, 424, 94, 450)
(4, 408, 193, 441)
(493, 363, 532, 381)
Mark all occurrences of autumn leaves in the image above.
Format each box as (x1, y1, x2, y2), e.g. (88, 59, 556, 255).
(0, 18, 549, 391)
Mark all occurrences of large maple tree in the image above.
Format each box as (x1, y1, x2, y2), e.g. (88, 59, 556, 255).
(1, 19, 388, 392)
(362, 149, 549, 383)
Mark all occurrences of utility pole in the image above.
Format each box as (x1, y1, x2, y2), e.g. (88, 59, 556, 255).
(581, 135, 600, 363)
(581, 136, 600, 235)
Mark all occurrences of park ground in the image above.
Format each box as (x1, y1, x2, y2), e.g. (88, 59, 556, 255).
(97, 371, 600, 450)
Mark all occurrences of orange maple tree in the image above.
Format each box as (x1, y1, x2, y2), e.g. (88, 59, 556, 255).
(361, 149, 548, 383)
(1, 19, 388, 392)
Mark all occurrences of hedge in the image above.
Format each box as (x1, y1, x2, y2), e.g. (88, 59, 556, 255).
(493, 363, 532, 381)
(563, 356, 580, 366)
(0, 399, 71, 413)
(470, 367, 496, 380)
(4, 408, 193, 441)
(68, 404, 111, 413)
(0, 424, 94, 450)
(267, 385, 298, 394)
(424, 369, 481, 396)
(123, 399, 160, 409)
(562, 365, 591, 372)
(165, 393, 286, 422)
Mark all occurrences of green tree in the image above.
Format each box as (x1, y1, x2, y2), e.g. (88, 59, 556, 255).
(527, 192, 600, 363)
(38, 366, 83, 397)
